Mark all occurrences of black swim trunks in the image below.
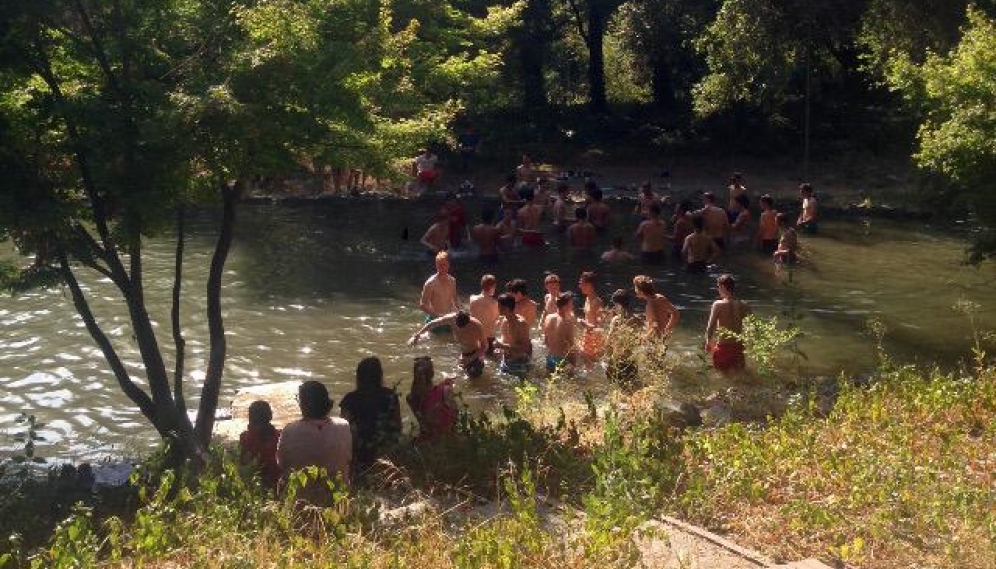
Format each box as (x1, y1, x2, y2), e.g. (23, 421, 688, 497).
(641, 250, 665, 265)
(686, 261, 707, 273)
(462, 354, 485, 378)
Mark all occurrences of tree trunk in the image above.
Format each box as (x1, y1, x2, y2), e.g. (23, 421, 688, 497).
(586, 12, 608, 114)
(194, 182, 240, 447)
(520, 43, 548, 109)
(651, 59, 676, 112)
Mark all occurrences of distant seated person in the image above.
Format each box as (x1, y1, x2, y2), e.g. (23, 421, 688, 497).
(773, 213, 798, 265)
(277, 381, 352, 503)
(239, 400, 281, 488)
(457, 125, 480, 171)
(601, 236, 635, 263)
(421, 213, 451, 254)
(797, 183, 818, 234)
(340, 357, 402, 473)
(406, 356, 458, 442)
(413, 147, 439, 192)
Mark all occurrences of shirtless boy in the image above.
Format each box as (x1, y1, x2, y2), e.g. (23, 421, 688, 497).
(499, 175, 522, 209)
(755, 195, 779, 254)
(496, 205, 518, 251)
(699, 192, 730, 250)
(421, 213, 450, 254)
(409, 310, 487, 378)
(517, 188, 546, 247)
(682, 215, 720, 273)
(728, 173, 747, 218)
(516, 154, 536, 187)
(506, 278, 539, 328)
(420, 252, 459, 323)
(551, 183, 574, 232)
(578, 271, 605, 361)
(601, 236, 635, 263)
(636, 202, 667, 265)
(773, 213, 798, 265)
(495, 293, 532, 378)
(471, 209, 501, 262)
(797, 183, 818, 234)
(671, 201, 694, 260)
(469, 274, 500, 356)
(539, 273, 562, 329)
(632, 275, 680, 340)
(634, 183, 658, 219)
(543, 292, 576, 373)
(587, 187, 611, 232)
(705, 274, 751, 374)
(567, 208, 597, 253)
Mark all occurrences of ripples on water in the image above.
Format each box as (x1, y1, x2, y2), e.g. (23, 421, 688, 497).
(2, 199, 995, 459)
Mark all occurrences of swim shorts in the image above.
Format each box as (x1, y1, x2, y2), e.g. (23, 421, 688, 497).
(521, 231, 545, 247)
(546, 354, 568, 373)
(711, 342, 745, 373)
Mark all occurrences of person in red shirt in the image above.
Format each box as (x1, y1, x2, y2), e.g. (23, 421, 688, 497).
(239, 400, 281, 488)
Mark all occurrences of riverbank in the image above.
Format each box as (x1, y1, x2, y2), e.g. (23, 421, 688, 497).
(6, 342, 994, 568)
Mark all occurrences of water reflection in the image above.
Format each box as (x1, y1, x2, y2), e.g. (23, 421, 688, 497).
(2, 199, 994, 459)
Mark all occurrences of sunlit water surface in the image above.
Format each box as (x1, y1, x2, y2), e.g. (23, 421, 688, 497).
(2, 200, 994, 459)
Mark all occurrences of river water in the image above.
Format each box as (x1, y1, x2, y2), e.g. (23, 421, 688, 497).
(2, 199, 994, 460)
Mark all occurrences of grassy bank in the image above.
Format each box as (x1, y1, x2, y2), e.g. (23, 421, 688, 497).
(4, 349, 995, 568)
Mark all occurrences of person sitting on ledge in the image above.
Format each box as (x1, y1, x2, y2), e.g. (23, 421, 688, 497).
(340, 357, 402, 474)
(277, 381, 352, 503)
(239, 400, 281, 488)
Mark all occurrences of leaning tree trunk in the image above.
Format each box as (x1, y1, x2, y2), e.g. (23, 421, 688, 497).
(194, 182, 240, 448)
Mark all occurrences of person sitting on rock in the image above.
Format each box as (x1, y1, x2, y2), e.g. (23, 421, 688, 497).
(340, 357, 402, 473)
(277, 381, 352, 502)
(406, 356, 458, 442)
(238, 401, 281, 488)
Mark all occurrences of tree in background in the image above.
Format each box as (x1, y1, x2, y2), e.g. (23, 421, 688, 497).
(564, 0, 626, 113)
(885, 7, 996, 261)
(0, 0, 503, 465)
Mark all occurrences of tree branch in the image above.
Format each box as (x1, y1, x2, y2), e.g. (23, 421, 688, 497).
(566, 0, 590, 43)
(195, 182, 240, 446)
(58, 252, 156, 420)
(171, 205, 187, 418)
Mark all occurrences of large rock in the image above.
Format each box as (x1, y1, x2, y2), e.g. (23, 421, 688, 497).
(214, 381, 302, 443)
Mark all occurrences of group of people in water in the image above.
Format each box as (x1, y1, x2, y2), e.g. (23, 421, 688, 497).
(240, 157, 820, 495)
(420, 161, 817, 271)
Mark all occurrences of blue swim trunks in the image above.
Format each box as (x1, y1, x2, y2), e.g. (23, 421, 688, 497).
(546, 354, 568, 373)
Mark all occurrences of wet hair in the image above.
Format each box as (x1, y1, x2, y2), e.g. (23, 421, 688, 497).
(544, 273, 560, 285)
(760, 194, 774, 208)
(692, 214, 705, 231)
(247, 400, 276, 439)
(591, 188, 603, 201)
(575, 207, 588, 220)
(717, 274, 736, 292)
(777, 212, 792, 227)
(356, 356, 384, 391)
(555, 291, 574, 309)
(735, 194, 750, 209)
(481, 209, 495, 223)
(612, 236, 623, 248)
(703, 192, 717, 204)
(497, 293, 516, 311)
(610, 289, 633, 311)
(298, 380, 334, 419)
(506, 278, 528, 295)
(799, 183, 814, 195)
(579, 271, 596, 285)
(633, 275, 655, 295)
(649, 202, 662, 216)
(481, 274, 496, 290)
(454, 310, 471, 328)
(410, 356, 434, 406)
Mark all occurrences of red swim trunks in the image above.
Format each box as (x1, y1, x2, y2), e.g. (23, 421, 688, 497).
(418, 170, 438, 183)
(521, 230, 545, 247)
(711, 342, 745, 373)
